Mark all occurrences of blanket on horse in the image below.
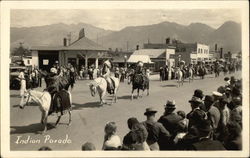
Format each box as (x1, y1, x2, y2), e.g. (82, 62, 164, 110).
(49, 90, 71, 115)
(132, 74, 149, 90)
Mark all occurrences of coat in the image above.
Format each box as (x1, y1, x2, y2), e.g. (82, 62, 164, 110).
(189, 138, 225, 150)
(142, 120, 170, 150)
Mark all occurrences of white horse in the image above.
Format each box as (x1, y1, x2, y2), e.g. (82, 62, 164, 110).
(19, 90, 72, 133)
(88, 77, 119, 105)
(175, 68, 184, 87)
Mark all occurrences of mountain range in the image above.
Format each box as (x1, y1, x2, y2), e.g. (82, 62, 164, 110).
(10, 21, 241, 53)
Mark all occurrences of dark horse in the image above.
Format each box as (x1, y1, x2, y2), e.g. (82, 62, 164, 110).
(128, 73, 149, 100)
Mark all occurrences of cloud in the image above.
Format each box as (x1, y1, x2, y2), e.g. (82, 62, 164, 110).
(11, 9, 241, 30)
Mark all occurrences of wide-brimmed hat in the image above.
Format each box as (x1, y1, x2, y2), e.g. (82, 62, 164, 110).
(189, 96, 202, 104)
(144, 107, 157, 115)
(203, 95, 214, 103)
(165, 100, 176, 109)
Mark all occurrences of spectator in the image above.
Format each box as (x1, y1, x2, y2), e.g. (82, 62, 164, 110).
(188, 120, 225, 150)
(122, 117, 140, 150)
(173, 111, 188, 144)
(158, 100, 183, 150)
(82, 142, 96, 150)
(142, 107, 170, 150)
(224, 121, 242, 150)
(187, 96, 206, 130)
(102, 122, 121, 150)
(193, 89, 205, 111)
(18, 69, 27, 97)
(129, 123, 150, 150)
(203, 95, 220, 131)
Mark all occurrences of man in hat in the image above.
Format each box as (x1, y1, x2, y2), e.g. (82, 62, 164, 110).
(102, 60, 114, 94)
(212, 91, 223, 109)
(187, 96, 206, 130)
(203, 95, 221, 132)
(142, 107, 170, 150)
(193, 89, 206, 111)
(158, 100, 183, 150)
(188, 120, 225, 150)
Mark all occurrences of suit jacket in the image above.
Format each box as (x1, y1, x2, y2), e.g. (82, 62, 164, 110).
(158, 113, 183, 137)
(190, 138, 225, 150)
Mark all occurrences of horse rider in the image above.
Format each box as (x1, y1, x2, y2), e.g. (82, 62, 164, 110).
(136, 61, 144, 75)
(46, 67, 61, 114)
(102, 59, 114, 94)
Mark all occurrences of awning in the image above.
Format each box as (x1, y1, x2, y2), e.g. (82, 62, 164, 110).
(127, 55, 153, 64)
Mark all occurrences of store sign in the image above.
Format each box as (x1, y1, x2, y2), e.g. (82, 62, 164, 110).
(43, 59, 49, 65)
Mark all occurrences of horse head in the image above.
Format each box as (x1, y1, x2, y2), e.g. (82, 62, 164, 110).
(88, 82, 97, 97)
(19, 90, 32, 109)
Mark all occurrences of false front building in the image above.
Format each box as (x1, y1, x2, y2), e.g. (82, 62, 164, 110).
(30, 28, 109, 72)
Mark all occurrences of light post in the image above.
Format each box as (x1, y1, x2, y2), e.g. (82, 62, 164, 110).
(124, 55, 128, 69)
(178, 55, 181, 67)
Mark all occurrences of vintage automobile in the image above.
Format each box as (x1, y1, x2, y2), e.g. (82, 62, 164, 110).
(10, 65, 27, 90)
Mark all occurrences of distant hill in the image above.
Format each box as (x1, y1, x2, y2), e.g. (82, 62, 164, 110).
(10, 22, 113, 50)
(99, 21, 216, 50)
(206, 21, 241, 53)
(10, 21, 241, 54)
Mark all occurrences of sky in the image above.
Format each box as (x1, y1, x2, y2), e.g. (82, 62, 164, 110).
(11, 9, 241, 30)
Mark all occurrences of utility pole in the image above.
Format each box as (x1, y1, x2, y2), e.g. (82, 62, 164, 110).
(126, 41, 128, 52)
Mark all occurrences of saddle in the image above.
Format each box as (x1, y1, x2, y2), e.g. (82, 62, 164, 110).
(48, 89, 71, 115)
(106, 77, 115, 94)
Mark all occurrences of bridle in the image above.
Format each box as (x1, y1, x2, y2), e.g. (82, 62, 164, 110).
(24, 90, 45, 107)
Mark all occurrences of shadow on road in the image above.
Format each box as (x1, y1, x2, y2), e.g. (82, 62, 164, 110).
(13, 102, 39, 108)
(161, 84, 177, 87)
(118, 95, 131, 100)
(10, 94, 21, 98)
(72, 102, 101, 110)
(10, 123, 55, 134)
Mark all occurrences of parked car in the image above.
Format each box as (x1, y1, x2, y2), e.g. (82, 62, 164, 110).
(10, 65, 26, 90)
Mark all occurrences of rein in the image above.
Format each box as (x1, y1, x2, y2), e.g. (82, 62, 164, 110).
(26, 91, 45, 105)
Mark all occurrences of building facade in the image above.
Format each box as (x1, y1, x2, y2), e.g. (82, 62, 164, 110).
(30, 28, 109, 72)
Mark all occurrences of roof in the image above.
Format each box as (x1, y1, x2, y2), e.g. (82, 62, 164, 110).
(112, 56, 126, 63)
(133, 49, 166, 58)
(31, 37, 108, 51)
(66, 37, 107, 51)
(127, 55, 153, 63)
(30, 45, 64, 51)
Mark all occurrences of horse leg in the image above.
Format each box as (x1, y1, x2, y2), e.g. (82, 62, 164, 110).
(68, 110, 71, 126)
(41, 111, 45, 124)
(55, 115, 61, 127)
(100, 92, 106, 105)
(42, 112, 48, 134)
(137, 88, 140, 99)
(131, 89, 134, 100)
(114, 88, 117, 103)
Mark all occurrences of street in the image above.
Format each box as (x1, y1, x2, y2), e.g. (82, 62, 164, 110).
(10, 71, 241, 150)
